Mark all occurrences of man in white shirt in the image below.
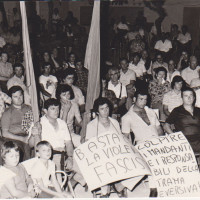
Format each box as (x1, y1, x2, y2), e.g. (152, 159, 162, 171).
(122, 90, 163, 144)
(177, 25, 192, 54)
(181, 56, 200, 85)
(154, 33, 172, 53)
(40, 98, 73, 172)
(119, 58, 136, 110)
(107, 67, 127, 115)
(154, 32, 172, 60)
(128, 53, 146, 78)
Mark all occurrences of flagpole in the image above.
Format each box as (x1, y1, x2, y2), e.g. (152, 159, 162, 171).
(20, 2, 39, 123)
(81, 0, 101, 142)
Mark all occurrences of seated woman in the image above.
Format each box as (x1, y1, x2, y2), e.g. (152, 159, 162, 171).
(56, 84, 82, 148)
(164, 87, 200, 153)
(148, 67, 170, 121)
(163, 76, 185, 117)
(84, 97, 125, 197)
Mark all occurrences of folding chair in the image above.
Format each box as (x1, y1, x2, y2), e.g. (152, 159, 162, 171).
(56, 170, 76, 198)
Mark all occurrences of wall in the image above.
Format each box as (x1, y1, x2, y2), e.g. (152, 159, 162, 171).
(4, 0, 200, 32)
(67, 0, 200, 32)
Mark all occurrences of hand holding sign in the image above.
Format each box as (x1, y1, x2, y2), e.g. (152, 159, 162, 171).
(74, 131, 151, 191)
(136, 132, 200, 197)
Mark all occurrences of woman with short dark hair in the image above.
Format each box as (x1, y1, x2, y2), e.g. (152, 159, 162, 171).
(163, 76, 185, 117)
(148, 67, 170, 121)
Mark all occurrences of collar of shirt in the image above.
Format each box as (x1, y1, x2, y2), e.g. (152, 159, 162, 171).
(108, 80, 121, 87)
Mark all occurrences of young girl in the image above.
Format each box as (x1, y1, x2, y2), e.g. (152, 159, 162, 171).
(0, 141, 36, 199)
(23, 141, 72, 198)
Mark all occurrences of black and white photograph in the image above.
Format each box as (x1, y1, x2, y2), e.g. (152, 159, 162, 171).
(0, 0, 200, 198)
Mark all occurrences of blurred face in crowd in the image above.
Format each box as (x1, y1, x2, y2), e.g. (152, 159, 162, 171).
(1, 53, 8, 63)
(156, 70, 166, 80)
(156, 55, 163, 63)
(63, 74, 74, 86)
(182, 90, 195, 106)
(75, 61, 83, 71)
(12, 90, 23, 106)
(109, 69, 119, 83)
(174, 81, 183, 91)
(135, 94, 147, 109)
(133, 55, 140, 65)
(60, 91, 71, 103)
(14, 66, 23, 78)
(141, 50, 148, 60)
(45, 105, 59, 120)
(190, 56, 198, 70)
(168, 60, 175, 72)
(182, 51, 188, 60)
(4, 149, 20, 167)
(182, 26, 187, 34)
(43, 52, 50, 62)
(43, 65, 51, 75)
(69, 54, 76, 63)
(120, 60, 128, 71)
(52, 48, 58, 58)
(98, 103, 109, 119)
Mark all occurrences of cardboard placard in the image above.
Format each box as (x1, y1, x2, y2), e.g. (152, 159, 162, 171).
(136, 132, 200, 197)
(74, 131, 151, 191)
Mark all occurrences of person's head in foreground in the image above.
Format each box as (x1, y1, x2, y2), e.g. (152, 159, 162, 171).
(35, 140, 53, 160)
(56, 84, 74, 104)
(8, 86, 24, 107)
(44, 98, 60, 120)
(171, 76, 185, 91)
(181, 87, 196, 106)
(1, 141, 20, 167)
(134, 90, 150, 109)
(93, 97, 113, 118)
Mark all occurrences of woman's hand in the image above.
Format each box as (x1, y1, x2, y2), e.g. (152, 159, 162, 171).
(61, 99, 72, 111)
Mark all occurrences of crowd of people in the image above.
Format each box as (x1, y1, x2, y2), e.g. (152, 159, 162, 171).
(0, 6, 200, 198)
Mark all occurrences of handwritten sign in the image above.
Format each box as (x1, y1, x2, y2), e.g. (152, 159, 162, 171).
(74, 131, 151, 191)
(136, 132, 200, 197)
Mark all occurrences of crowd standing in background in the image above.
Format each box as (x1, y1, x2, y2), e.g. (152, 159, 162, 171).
(0, 7, 200, 198)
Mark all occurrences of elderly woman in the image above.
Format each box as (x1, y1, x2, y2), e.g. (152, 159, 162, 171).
(163, 76, 185, 117)
(164, 87, 200, 153)
(148, 67, 170, 121)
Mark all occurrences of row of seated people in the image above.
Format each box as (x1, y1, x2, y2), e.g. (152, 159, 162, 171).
(0, 85, 199, 198)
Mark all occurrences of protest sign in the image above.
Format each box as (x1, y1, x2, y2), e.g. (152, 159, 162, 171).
(74, 131, 151, 191)
(136, 132, 200, 197)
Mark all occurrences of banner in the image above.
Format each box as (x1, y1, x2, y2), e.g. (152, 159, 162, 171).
(80, 0, 101, 142)
(20, 2, 39, 123)
(74, 131, 151, 191)
(136, 132, 200, 197)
